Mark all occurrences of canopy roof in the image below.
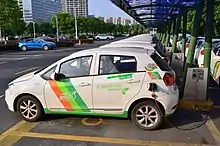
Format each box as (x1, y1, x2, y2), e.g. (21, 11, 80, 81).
(110, 0, 198, 27)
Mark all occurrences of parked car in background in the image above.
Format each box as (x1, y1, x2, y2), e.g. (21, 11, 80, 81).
(37, 36, 54, 41)
(18, 38, 56, 51)
(196, 39, 220, 67)
(177, 35, 191, 52)
(209, 44, 220, 85)
(95, 34, 114, 40)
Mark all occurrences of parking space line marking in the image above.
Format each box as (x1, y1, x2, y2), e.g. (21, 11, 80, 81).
(10, 131, 202, 146)
(15, 67, 38, 75)
(206, 116, 220, 144)
(0, 94, 4, 99)
(0, 121, 39, 146)
(0, 62, 7, 65)
(0, 120, 26, 141)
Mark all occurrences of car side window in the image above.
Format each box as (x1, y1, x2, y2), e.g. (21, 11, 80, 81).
(99, 55, 137, 75)
(213, 45, 220, 55)
(59, 56, 92, 78)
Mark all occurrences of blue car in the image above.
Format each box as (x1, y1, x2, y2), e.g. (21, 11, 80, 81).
(18, 38, 56, 51)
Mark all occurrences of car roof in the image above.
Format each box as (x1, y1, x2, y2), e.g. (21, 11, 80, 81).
(69, 47, 155, 57)
(100, 42, 154, 49)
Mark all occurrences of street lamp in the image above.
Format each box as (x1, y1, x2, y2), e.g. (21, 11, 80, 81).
(33, 22, 36, 38)
(73, 4, 80, 39)
(55, 14, 59, 42)
(74, 7, 78, 39)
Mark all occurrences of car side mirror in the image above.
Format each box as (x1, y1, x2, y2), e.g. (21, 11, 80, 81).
(53, 72, 66, 80)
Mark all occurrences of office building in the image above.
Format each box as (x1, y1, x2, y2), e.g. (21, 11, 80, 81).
(62, 0, 88, 17)
(105, 17, 114, 23)
(18, 0, 62, 23)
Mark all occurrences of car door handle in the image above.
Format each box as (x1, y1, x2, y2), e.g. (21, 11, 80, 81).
(79, 82, 91, 87)
(127, 79, 140, 83)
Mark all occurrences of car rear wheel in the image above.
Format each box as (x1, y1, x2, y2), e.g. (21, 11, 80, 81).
(43, 45, 49, 50)
(21, 46, 27, 51)
(106, 37, 110, 40)
(17, 95, 43, 122)
(131, 101, 163, 130)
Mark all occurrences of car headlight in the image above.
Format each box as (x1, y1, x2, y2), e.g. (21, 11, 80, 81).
(8, 83, 14, 88)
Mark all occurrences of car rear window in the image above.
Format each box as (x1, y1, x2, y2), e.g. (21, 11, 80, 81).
(150, 53, 171, 71)
(153, 45, 166, 57)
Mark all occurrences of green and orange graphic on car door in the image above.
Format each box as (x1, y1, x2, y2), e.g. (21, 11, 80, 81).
(49, 79, 90, 112)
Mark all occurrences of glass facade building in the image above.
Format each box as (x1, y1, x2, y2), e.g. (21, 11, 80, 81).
(19, 0, 62, 23)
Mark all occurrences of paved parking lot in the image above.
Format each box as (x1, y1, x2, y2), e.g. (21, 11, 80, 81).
(0, 40, 220, 146)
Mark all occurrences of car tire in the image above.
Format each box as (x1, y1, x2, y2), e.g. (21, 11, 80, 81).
(21, 46, 27, 51)
(96, 38, 100, 40)
(131, 101, 164, 130)
(106, 37, 110, 40)
(43, 45, 49, 50)
(16, 95, 43, 122)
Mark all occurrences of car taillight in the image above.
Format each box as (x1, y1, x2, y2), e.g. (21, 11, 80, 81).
(186, 43, 189, 48)
(200, 50, 204, 55)
(163, 73, 174, 86)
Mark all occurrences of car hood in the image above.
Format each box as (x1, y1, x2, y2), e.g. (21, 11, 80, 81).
(10, 71, 36, 84)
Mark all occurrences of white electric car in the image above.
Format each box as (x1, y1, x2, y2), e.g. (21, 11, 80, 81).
(5, 47, 179, 130)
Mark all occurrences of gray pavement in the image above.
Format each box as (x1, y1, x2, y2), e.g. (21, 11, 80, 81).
(0, 39, 220, 146)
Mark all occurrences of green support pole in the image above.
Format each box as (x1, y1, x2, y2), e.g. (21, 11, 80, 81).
(204, 0, 214, 99)
(159, 28, 163, 41)
(182, 9, 187, 70)
(162, 26, 166, 42)
(170, 16, 181, 65)
(182, 0, 205, 98)
(159, 30, 162, 40)
(163, 24, 167, 44)
(166, 20, 172, 47)
(172, 18, 176, 36)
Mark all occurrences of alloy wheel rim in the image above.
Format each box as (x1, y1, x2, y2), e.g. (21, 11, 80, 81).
(44, 46, 48, 50)
(136, 105, 158, 128)
(22, 46, 26, 50)
(20, 100, 38, 119)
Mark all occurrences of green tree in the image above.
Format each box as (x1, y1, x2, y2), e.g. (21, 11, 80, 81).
(0, 0, 21, 38)
(52, 12, 73, 35)
(40, 22, 55, 35)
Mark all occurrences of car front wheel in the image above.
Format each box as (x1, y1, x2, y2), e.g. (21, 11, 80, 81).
(17, 95, 43, 122)
(43, 45, 49, 50)
(131, 101, 163, 130)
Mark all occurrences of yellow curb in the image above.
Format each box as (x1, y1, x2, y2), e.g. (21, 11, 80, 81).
(178, 98, 214, 111)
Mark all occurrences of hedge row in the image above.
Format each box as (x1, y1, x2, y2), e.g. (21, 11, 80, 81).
(0, 38, 94, 51)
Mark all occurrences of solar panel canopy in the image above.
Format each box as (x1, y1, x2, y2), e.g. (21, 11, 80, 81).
(110, 0, 198, 27)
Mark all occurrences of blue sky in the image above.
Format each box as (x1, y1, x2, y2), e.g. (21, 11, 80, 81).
(88, 0, 132, 19)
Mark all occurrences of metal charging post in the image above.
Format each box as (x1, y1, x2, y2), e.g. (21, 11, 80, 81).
(182, 0, 205, 98)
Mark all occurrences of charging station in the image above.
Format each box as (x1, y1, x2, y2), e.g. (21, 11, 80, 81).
(183, 68, 208, 101)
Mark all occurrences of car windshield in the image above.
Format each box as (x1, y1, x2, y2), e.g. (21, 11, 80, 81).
(34, 39, 46, 42)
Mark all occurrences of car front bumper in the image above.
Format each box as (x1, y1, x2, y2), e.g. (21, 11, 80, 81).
(5, 88, 15, 112)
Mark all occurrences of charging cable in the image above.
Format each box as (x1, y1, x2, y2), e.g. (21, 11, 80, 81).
(152, 86, 210, 131)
